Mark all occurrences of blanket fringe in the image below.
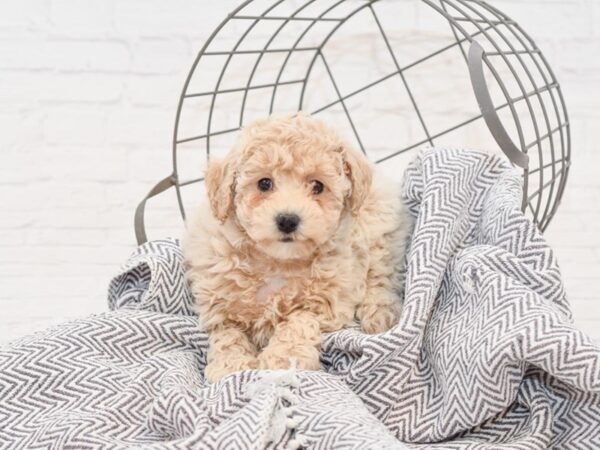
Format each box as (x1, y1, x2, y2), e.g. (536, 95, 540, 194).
(244, 359, 306, 449)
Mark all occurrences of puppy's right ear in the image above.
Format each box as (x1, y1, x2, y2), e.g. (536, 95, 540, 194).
(205, 157, 236, 223)
(341, 145, 373, 216)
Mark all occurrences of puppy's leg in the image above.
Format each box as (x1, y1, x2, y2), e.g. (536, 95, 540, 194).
(205, 326, 258, 382)
(358, 286, 400, 334)
(258, 311, 321, 371)
(358, 221, 410, 334)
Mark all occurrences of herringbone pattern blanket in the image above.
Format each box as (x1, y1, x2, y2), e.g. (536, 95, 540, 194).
(1, 148, 599, 449)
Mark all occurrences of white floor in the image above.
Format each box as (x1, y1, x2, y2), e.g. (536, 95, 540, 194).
(544, 153, 600, 341)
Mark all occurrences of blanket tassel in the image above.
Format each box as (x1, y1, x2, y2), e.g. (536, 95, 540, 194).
(245, 359, 306, 449)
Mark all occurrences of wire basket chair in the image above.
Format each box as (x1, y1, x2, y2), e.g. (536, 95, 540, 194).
(134, 0, 570, 245)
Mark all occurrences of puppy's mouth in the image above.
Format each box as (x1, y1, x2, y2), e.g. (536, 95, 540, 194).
(279, 236, 294, 243)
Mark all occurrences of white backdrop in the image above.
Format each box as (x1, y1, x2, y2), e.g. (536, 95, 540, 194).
(1, 0, 599, 343)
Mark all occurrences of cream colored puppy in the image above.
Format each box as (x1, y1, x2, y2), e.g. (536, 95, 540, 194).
(183, 113, 411, 382)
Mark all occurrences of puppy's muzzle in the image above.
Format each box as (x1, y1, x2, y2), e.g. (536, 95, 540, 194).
(276, 213, 300, 234)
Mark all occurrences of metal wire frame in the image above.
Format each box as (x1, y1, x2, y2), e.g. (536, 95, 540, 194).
(437, 0, 569, 229)
(134, 0, 571, 245)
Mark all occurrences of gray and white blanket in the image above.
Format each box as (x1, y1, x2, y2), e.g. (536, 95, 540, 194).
(1, 148, 599, 449)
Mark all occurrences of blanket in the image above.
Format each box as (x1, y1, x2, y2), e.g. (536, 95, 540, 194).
(1, 148, 599, 449)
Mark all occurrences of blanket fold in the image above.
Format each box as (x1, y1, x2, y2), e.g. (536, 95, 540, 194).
(1, 148, 599, 449)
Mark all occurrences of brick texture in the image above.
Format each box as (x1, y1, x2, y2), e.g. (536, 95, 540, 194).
(0, 0, 598, 343)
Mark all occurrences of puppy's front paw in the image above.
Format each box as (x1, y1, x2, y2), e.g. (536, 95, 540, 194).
(358, 303, 398, 334)
(258, 346, 321, 371)
(204, 357, 259, 383)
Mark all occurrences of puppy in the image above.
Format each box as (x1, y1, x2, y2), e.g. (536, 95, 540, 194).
(183, 113, 411, 382)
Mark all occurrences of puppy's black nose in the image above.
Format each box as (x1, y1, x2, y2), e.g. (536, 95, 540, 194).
(276, 213, 300, 234)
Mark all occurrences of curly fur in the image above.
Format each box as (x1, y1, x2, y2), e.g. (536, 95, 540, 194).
(183, 113, 411, 382)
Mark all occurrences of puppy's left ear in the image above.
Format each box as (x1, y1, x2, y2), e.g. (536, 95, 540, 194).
(341, 146, 373, 215)
(205, 157, 237, 223)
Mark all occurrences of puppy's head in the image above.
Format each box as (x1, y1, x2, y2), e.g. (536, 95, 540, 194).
(205, 113, 372, 260)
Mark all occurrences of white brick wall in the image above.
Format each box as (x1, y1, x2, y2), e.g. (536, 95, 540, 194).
(1, 0, 599, 343)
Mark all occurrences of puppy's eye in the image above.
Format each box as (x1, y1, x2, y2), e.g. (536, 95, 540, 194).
(311, 180, 324, 195)
(258, 178, 273, 192)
